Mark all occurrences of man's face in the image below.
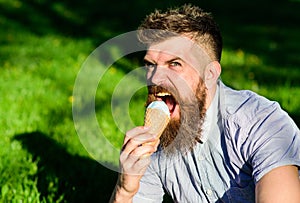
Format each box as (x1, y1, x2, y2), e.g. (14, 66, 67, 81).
(143, 36, 211, 154)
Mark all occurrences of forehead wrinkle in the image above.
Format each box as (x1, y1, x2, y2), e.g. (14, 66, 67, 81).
(148, 39, 191, 59)
(145, 49, 182, 65)
(146, 36, 211, 71)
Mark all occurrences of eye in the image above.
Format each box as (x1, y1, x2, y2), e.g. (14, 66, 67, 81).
(144, 61, 156, 69)
(169, 61, 182, 69)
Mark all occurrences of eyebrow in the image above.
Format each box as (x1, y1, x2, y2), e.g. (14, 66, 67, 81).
(166, 57, 183, 64)
(143, 57, 184, 65)
(143, 58, 154, 64)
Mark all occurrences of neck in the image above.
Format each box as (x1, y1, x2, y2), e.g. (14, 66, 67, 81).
(205, 83, 217, 110)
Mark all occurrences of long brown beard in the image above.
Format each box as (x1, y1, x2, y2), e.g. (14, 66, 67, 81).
(146, 79, 207, 156)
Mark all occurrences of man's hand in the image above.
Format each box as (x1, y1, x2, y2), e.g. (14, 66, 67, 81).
(255, 165, 300, 203)
(110, 126, 159, 203)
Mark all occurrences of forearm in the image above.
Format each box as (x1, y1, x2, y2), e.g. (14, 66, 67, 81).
(110, 126, 156, 203)
(109, 184, 135, 203)
(109, 174, 140, 203)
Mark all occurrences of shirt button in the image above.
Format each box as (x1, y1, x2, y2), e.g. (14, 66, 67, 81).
(206, 189, 213, 196)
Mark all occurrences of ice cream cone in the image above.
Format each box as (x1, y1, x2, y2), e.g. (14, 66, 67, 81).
(144, 108, 170, 138)
(141, 101, 170, 157)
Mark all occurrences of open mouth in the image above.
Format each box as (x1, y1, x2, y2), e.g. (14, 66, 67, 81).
(147, 86, 178, 116)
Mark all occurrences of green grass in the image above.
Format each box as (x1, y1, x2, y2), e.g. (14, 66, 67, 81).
(221, 49, 300, 114)
(0, 0, 299, 202)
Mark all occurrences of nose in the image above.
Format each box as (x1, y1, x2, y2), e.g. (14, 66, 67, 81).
(146, 65, 169, 87)
(146, 65, 156, 85)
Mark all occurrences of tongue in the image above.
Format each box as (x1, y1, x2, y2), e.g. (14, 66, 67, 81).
(165, 96, 176, 113)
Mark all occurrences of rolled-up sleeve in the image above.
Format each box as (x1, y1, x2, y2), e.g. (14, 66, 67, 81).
(243, 102, 300, 183)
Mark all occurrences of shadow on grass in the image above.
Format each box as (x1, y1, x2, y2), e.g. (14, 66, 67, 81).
(14, 132, 118, 202)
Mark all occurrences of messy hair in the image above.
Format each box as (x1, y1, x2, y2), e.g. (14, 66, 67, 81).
(137, 4, 222, 62)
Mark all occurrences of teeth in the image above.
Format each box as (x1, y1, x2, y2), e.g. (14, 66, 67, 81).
(156, 92, 171, 97)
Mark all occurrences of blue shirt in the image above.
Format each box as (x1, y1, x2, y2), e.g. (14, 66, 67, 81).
(133, 81, 300, 203)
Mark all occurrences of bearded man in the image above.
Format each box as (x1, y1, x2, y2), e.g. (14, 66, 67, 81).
(110, 4, 300, 203)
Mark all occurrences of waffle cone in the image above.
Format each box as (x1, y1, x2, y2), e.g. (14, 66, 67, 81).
(144, 108, 170, 138)
(140, 101, 170, 158)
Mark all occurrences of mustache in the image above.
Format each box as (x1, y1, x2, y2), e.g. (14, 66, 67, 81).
(147, 85, 167, 95)
(147, 85, 179, 104)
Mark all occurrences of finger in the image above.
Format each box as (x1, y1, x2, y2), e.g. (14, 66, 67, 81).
(122, 134, 157, 159)
(130, 144, 158, 158)
(122, 129, 157, 156)
(140, 139, 161, 159)
(120, 144, 156, 167)
(154, 138, 160, 149)
(120, 142, 157, 163)
(121, 145, 155, 175)
(131, 156, 151, 175)
(123, 126, 151, 145)
(121, 155, 151, 176)
(142, 138, 160, 147)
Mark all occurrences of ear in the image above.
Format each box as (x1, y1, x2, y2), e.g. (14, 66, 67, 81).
(204, 61, 221, 89)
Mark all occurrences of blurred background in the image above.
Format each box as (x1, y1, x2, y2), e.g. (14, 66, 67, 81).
(0, 0, 299, 202)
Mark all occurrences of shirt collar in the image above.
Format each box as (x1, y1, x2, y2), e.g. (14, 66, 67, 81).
(200, 85, 219, 143)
